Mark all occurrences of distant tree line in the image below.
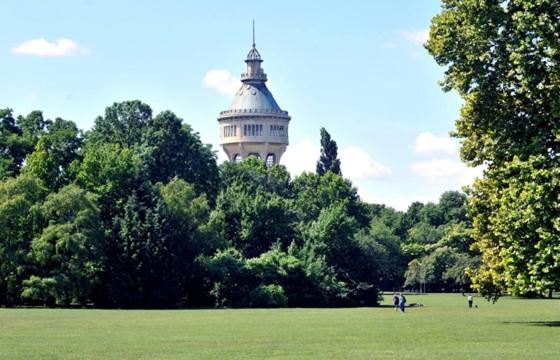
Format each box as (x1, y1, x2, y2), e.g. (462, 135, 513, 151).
(1, 102, 478, 308)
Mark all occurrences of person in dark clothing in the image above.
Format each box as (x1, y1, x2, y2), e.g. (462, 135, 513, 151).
(399, 293, 406, 312)
(392, 293, 399, 312)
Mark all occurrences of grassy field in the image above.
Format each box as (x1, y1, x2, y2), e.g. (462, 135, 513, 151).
(1, 293, 559, 360)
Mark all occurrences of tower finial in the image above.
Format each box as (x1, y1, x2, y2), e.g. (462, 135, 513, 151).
(252, 20, 255, 47)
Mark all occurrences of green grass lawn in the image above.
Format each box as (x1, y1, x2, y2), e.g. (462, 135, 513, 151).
(1, 293, 559, 359)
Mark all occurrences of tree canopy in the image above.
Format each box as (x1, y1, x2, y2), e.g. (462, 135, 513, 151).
(316, 127, 341, 176)
(0, 101, 478, 307)
(427, 0, 560, 300)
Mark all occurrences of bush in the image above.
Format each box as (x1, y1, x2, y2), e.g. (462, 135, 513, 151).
(249, 284, 288, 307)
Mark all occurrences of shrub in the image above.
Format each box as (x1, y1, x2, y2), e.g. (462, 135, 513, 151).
(249, 284, 288, 308)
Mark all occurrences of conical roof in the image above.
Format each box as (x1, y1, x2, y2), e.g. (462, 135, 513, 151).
(218, 42, 289, 120)
(229, 83, 281, 112)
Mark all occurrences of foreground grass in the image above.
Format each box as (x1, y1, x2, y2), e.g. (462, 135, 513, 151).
(1, 294, 559, 359)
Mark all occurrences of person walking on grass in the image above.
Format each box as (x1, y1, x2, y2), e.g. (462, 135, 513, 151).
(399, 293, 406, 312)
(392, 293, 399, 312)
(468, 294, 473, 308)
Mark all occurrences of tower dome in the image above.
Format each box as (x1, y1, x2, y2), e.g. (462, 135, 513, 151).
(218, 25, 290, 166)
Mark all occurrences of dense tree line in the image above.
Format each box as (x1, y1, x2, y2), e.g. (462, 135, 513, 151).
(1, 101, 478, 307)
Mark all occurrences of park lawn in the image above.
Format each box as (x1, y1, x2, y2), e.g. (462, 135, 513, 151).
(0, 294, 559, 360)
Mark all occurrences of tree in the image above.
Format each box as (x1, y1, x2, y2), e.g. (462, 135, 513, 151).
(22, 185, 103, 306)
(142, 111, 220, 200)
(468, 156, 560, 299)
(305, 204, 380, 306)
(159, 178, 225, 306)
(87, 102, 220, 200)
(76, 143, 144, 222)
(438, 191, 467, 223)
(87, 100, 152, 147)
(293, 171, 368, 227)
(219, 157, 292, 198)
(427, 0, 560, 300)
(17, 110, 51, 142)
(199, 247, 252, 307)
(0, 175, 47, 305)
(361, 220, 405, 290)
(102, 183, 179, 308)
(420, 202, 444, 227)
(316, 127, 341, 176)
(404, 259, 426, 293)
(217, 184, 297, 258)
(0, 109, 48, 178)
(24, 118, 82, 191)
(444, 253, 480, 290)
(398, 201, 424, 237)
(427, 0, 560, 167)
(406, 222, 442, 247)
(0, 109, 24, 178)
(421, 246, 458, 292)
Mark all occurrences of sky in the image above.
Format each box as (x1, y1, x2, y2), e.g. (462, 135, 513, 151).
(1, 0, 483, 211)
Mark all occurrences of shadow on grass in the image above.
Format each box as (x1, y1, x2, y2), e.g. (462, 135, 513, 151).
(503, 321, 560, 327)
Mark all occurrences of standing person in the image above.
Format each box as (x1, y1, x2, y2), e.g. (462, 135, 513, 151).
(392, 293, 399, 312)
(467, 294, 473, 308)
(399, 293, 406, 312)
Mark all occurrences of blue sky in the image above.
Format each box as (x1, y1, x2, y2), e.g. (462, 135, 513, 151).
(1, 0, 482, 210)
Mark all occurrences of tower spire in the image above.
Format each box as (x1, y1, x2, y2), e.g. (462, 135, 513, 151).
(252, 20, 255, 47)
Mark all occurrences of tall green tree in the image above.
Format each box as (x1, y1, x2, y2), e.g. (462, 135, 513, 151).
(316, 127, 341, 176)
(142, 111, 220, 199)
(404, 259, 426, 293)
(0, 175, 47, 305)
(0, 109, 49, 178)
(219, 157, 292, 198)
(24, 118, 82, 191)
(87, 101, 219, 200)
(293, 171, 368, 227)
(305, 204, 380, 306)
(76, 143, 144, 222)
(102, 183, 179, 308)
(427, 0, 560, 300)
(0, 109, 24, 178)
(88, 100, 152, 147)
(468, 156, 560, 299)
(217, 183, 297, 258)
(22, 185, 103, 306)
(159, 178, 226, 306)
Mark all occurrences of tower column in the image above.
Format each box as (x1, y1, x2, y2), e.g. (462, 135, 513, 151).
(217, 25, 291, 165)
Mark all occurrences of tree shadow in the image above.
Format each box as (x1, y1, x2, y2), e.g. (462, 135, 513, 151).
(503, 321, 560, 327)
(377, 304, 397, 308)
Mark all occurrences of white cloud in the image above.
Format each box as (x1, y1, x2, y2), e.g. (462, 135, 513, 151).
(340, 145, 391, 180)
(460, 165, 485, 186)
(411, 159, 464, 185)
(411, 159, 484, 186)
(400, 28, 429, 45)
(414, 132, 457, 155)
(203, 69, 240, 96)
(281, 138, 319, 176)
(212, 142, 229, 164)
(281, 138, 391, 184)
(11, 38, 88, 57)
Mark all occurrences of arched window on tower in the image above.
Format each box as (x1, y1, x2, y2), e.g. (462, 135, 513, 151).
(265, 154, 275, 167)
(234, 154, 242, 162)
